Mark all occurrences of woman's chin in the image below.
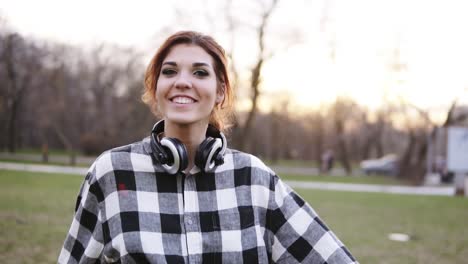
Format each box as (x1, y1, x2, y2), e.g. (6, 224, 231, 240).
(164, 115, 209, 127)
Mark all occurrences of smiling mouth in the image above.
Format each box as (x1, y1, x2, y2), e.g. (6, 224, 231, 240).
(170, 96, 197, 104)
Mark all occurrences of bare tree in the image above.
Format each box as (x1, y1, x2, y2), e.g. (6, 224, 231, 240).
(359, 108, 388, 160)
(235, 0, 279, 150)
(178, 0, 291, 152)
(39, 44, 84, 164)
(1, 33, 45, 152)
(328, 97, 358, 175)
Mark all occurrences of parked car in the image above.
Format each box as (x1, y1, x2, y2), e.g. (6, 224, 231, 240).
(360, 154, 399, 176)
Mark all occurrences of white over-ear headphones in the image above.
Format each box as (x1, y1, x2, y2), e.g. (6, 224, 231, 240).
(149, 120, 226, 174)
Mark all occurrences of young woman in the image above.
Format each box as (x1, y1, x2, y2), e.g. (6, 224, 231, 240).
(59, 31, 358, 264)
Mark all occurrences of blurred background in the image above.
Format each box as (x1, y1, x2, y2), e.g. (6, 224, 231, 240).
(1, 0, 468, 263)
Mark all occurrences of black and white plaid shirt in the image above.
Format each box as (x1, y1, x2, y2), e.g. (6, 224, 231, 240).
(59, 137, 358, 263)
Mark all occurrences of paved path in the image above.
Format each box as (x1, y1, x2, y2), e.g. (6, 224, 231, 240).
(1, 152, 342, 176)
(270, 166, 349, 176)
(0, 161, 87, 175)
(0, 152, 95, 166)
(286, 181, 454, 196)
(0, 161, 456, 196)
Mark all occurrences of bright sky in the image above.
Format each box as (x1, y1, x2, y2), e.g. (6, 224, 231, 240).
(2, 0, 468, 122)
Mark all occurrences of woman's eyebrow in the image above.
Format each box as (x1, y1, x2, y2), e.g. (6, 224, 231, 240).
(193, 62, 210, 67)
(162, 61, 177, 66)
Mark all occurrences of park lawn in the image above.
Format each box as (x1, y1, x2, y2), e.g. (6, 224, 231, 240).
(295, 189, 468, 264)
(0, 170, 82, 263)
(1, 170, 467, 264)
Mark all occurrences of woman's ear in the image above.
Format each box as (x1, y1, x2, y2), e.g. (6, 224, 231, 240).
(216, 83, 225, 105)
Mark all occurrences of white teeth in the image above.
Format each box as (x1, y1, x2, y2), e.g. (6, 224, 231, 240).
(172, 97, 195, 104)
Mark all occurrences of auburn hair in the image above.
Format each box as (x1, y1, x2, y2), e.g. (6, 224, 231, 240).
(142, 31, 234, 132)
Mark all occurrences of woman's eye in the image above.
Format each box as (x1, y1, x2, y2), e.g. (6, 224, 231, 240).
(194, 70, 209, 77)
(162, 69, 177, 75)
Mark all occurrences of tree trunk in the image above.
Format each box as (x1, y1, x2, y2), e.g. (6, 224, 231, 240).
(42, 142, 49, 163)
(270, 112, 279, 164)
(315, 119, 324, 168)
(53, 124, 76, 165)
(375, 137, 384, 158)
(335, 119, 351, 175)
(237, 0, 278, 151)
(7, 99, 19, 153)
(238, 59, 263, 151)
(337, 135, 352, 175)
(398, 131, 416, 179)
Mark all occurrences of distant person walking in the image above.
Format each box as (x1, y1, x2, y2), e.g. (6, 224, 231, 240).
(59, 31, 357, 263)
(321, 149, 335, 173)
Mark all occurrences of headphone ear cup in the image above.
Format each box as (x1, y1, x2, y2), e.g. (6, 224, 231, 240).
(195, 137, 222, 172)
(160, 137, 188, 174)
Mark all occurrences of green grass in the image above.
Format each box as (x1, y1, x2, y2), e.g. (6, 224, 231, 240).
(295, 189, 468, 264)
(1, 170, 467, 263)
(0, 170, 82, 263)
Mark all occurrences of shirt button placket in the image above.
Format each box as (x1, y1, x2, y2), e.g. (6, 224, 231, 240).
(184, 175, 202, 263)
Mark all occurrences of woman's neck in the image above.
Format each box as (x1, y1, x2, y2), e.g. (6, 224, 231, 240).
(163, 120, 208, 172)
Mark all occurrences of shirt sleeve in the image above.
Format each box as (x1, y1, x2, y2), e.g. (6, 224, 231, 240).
(58, 166, 105, 264)
(267, 176, 358, 263)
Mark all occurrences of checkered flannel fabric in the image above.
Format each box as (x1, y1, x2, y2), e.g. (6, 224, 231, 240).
(58, 137, 358, 263)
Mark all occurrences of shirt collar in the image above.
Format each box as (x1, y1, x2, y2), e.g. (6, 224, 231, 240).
(142, 136, 153, 154)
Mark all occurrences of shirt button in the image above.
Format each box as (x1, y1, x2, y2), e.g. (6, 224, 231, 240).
(187, 217, 193, 225)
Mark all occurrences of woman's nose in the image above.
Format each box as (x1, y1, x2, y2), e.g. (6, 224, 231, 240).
(174, 72, 192, 89)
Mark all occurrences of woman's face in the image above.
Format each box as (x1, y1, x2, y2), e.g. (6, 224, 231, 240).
(156, 44, 224, 127)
